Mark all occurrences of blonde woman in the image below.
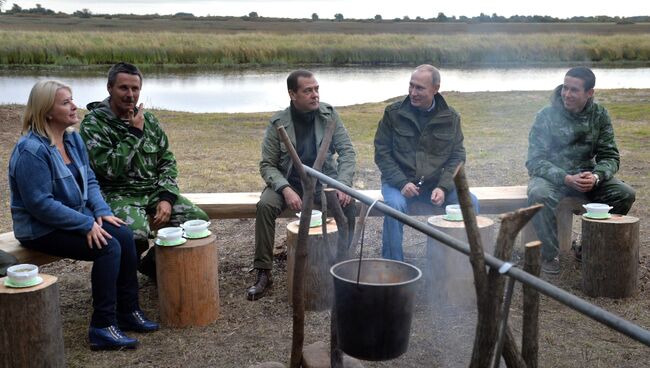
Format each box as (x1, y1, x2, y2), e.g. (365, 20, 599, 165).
(8, 80, 158, 350)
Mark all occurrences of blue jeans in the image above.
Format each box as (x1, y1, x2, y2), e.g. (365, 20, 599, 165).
(381, 183, 480, 261)
(20, 223, 140, 328)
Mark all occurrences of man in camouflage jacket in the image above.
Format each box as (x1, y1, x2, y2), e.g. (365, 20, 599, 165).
(80, 62, 208, 277)
(526, 66, 635, 274)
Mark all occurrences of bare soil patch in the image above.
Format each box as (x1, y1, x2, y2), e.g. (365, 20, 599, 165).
(1, 89, 648, 367)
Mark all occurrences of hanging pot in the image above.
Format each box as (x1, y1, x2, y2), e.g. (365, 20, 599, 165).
(330, 258, 422, 361)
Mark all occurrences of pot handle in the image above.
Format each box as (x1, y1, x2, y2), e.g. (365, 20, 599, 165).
(356, 199, 380, 285)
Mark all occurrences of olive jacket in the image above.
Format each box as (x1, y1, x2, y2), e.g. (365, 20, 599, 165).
(260, 102, 356, 192)
(374, 94, 466, 194)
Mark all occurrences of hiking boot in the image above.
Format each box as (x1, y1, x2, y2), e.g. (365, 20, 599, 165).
(571, 240, 582, 262)
(246, 269, 273, 301)
(542, 257, 560, 275)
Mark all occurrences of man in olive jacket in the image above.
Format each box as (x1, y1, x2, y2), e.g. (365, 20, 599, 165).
(527, 66, 635, 274)
(247, 70, 357, 301)
(374, 64, 478, 261)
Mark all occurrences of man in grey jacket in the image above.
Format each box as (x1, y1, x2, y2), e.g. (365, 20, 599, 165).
(247, 70, 357, 301)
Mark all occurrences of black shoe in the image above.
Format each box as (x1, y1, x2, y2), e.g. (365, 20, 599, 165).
(88, 325, 138, 351)
(138, 248, 157, 280)
(572, 241, 582, 262)
(117, 310, 160, 333)
(246, 269, 273, 301)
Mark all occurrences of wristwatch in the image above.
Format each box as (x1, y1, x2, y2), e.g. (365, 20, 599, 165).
(593, 173, 600, 186)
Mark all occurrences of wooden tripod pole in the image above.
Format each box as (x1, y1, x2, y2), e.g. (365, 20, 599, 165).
(278, 120, 336, 368)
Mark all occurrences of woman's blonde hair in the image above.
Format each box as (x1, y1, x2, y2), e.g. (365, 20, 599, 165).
(22, 80, 72, 143)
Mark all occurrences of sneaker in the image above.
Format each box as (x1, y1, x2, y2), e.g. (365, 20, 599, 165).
(542, 257, 560, 274)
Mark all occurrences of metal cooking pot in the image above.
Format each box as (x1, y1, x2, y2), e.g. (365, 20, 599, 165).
(330, 258, 422, 361)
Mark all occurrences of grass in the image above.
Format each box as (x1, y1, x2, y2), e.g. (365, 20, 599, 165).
(1, 30, 650, 67)
(1, 89, 649, 367)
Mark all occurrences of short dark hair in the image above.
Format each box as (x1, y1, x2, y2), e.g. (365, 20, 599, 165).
(287, 70, 314, 92)
(565, 67, 596, 91)
(107, 62, 143, 87)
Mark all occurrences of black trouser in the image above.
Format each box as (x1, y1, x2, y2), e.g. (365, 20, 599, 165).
(21, 223, 140, 328)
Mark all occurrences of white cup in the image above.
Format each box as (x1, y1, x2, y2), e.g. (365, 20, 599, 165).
(181, 219, 211, 237)
(7, 264, 39, 287)
(445, 204, 463, 220)
(296, 210, 322, 227)
(583, 203, 613, 217)
(157, 227, 183, 242)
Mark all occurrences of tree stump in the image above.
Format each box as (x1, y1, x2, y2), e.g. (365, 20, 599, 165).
(0, 274, 65, 368)
(581, 215, 639, 298)
(286, 219, 337, 311)
(427, 216, 495, 308)
(156, 234, 220, 327)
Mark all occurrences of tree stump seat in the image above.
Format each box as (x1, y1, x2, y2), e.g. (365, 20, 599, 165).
(0, 274, 65, 367)
(155, 234, 220, 327)
(286, 219, 338, 311)
(581, 214, 639, 298)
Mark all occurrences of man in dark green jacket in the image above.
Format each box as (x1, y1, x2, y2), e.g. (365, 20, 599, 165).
(374, 64, 478, 261)
(247, 70, 357, 301)
(527, 66, 635, 274)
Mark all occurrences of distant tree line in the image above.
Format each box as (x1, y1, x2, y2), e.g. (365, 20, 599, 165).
(1, 4, 649, 24)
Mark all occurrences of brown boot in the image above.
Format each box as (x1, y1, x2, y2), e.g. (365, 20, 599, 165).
(246, 269, 273, 301)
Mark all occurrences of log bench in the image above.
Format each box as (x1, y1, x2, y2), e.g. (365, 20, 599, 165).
(1, 185, 545, 267)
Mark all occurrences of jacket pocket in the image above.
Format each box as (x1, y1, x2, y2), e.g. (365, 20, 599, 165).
(426, 131, 454, 156)
(393, 127, 416, 153)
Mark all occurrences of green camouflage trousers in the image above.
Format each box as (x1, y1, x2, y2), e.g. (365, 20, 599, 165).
(104, 190, 209, 255)
(527, 176, 635, 261)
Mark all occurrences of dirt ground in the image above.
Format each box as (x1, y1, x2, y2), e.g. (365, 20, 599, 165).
(1, 95, 649, 367)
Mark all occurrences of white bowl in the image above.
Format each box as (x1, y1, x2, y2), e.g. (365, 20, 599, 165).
(445, 204, 463, 220)
(7, 264, 39, 286)
(182, 219, 211, 236)
(157, 227, 183, 242)
(583, 203, 613, 215)
(296, 210, 322, 227)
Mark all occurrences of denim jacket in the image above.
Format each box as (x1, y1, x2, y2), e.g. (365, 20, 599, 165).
(9, 131, 112, 241)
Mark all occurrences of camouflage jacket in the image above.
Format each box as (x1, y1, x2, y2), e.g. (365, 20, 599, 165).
(374, 94, 465, 194)
(260, 102, 356, 192)
(79, 98, 180, 198)
(526, 85, 620, 186)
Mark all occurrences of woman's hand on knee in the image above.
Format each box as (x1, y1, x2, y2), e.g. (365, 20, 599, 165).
(87, 222, 112, 249)
(96, 215, 126, 228)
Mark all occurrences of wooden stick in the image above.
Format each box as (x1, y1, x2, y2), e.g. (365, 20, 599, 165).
(454, 164, 494, 368)
(491, 205, 541, 368)
(522, 240, 541, 368)
(279, 120, 335, 368)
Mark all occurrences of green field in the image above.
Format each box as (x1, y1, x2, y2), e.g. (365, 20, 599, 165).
(1, 15, 650, 67)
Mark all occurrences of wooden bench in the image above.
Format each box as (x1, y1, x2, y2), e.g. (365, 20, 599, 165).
(1, 186, 536, 266)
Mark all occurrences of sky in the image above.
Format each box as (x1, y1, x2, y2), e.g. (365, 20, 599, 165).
(8, 0, 649, 19)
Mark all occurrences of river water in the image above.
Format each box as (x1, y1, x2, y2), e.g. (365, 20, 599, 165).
(1, 66, 649, 113)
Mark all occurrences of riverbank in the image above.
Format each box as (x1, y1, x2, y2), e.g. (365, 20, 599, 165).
(1, 17, 650, 67)
(0, 89, 648, 366)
